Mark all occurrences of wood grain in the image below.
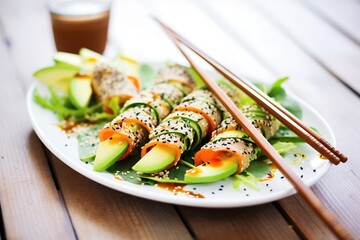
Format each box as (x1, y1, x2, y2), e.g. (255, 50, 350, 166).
(50, 155, 192, 240)
(0, 1, 192, 239)
(300, 0, 360, 45)
(0, 26, 75, 240)
(177, 205, 300, 240)
(2, 0, 359, 239)
(197, 0, 360, 237)
(251, 0, 360, 94)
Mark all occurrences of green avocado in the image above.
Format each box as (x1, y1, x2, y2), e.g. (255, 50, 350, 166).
(132, 145, 177, 173)
(184, 158, 238, 184)
(33, 65, 79, 92)
(54, 52, 82, 68)
(69, 76, 93, 109)
(79, 48, 104, 62)
(93, 139, 129, 172)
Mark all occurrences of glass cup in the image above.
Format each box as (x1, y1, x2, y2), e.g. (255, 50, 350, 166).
(48, 0, 111, 54)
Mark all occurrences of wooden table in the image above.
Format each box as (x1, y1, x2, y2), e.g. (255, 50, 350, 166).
(1, 0, 359, 239)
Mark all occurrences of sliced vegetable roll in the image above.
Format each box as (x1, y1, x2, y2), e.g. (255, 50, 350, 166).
(93, 64, 195, 172)
(132, 89, 224, 173)
(92, 62, 140, 113)
(185, 104, 280, 183)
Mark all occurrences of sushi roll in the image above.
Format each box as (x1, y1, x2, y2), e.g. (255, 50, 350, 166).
(185, 104, 280, 183)
(93, 64, 195, 171)
(133, 89, 225, 173)
(92, 62, 140, 113)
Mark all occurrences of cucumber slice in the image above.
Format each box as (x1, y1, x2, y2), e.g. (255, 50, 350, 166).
(132, 145, 177, 173)
(93, 139, 129, 172)
(212, 130, 252, 143)
(184, 120, 201, 149)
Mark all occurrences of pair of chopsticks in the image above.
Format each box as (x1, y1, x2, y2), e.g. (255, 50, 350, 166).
(155, 18, 351, 239)
(159, 20, 347, 166)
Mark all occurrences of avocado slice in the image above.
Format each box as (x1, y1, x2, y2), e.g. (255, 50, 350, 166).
(132, 145, 177, 173)
(79, 48, 104, 62)
(33, 65, 79, 92)
(54, 52, 82, 68)
(93, 139, 129, 172)
(79, 48, 106, 72)
(69, 76, 93, 109)
(184, 157, 238, 184)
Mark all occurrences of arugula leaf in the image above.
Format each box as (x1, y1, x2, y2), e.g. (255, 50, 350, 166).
(267, 77, 288, 100)
(233, 172, 260, 191)
(246, 161, 272, 178)
(108, 96, 120, 116)
(267, 77, 302, 118)
(34, 87, 107, 122)
(139, 64, 156, 90)
(269, 126, 305, 143)
(272, 142, 298, 154)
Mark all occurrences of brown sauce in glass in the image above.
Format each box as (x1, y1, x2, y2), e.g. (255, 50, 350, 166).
(50, 1, 110, 54)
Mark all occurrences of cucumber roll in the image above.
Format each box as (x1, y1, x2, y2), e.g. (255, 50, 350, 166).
(185, 104, 280, 183)
(92, 62, 140, 113)
(93, 64, 195, 172)
(133, 89, 224, 173)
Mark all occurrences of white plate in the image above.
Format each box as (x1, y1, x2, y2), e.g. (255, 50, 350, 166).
(27, 77, 334, 208)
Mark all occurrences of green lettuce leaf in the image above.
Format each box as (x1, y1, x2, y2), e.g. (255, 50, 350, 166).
(139, 64, 156, 90)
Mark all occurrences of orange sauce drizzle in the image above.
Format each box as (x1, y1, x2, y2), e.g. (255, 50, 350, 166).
(57, 119, 92, 134)
(157, 183, 205, 198)
(114, 175, 124, 181)
(186, 167, 202, 177)
(318, 154, 327, 160)
(259, 161, 278, 182)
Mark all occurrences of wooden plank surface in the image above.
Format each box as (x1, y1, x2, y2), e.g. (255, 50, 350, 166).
(1, 0, 359, 239)
(300, 0, 360, 45)
(198, 0, 360, 237)
(178, 206, 299, 240)
(50, 154, 192, 240)
(0, 0, 192, 239)
(251, 0, 360, 94)
(0, 19, 76, 240)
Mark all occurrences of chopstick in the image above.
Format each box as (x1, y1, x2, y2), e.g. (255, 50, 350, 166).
(155, 19, 347, 165)
(156, 19, 352, 239)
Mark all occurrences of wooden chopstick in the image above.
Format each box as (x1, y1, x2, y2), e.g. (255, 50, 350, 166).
(156, 19, 352, 240)
(155, 19, 347, 165)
